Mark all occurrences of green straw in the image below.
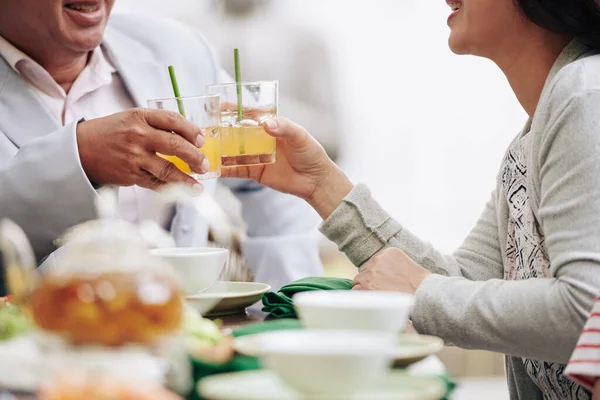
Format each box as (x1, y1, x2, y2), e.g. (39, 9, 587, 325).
(168, 65, 186, 117)
(233, 48, 245, 154)
(234, 49, 243, 122)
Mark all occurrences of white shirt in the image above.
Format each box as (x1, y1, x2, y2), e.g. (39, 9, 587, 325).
(0, 36, 133, 126)
(0, 35, 173, 227)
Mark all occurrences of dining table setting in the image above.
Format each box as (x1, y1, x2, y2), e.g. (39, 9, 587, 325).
(0, 190, 455, 400)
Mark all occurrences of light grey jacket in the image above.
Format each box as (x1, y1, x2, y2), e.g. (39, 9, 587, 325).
(0, 14, 322, 291)
(321, 39, 600, 399)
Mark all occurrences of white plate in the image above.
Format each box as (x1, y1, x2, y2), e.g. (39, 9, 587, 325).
(185, 281, 271, 317)
(198, 370, 446, 400)
(393, 334, 445, 367)
(234, 332, 444, 368)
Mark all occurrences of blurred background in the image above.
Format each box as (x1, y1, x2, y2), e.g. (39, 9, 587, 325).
(114, 0, 526, 397)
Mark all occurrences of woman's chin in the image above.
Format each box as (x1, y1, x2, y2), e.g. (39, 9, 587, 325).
(448, 34, 471, 55)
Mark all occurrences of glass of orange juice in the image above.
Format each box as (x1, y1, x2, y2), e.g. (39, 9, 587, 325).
(147, 94, 221, 180)
(207, 81, 278, 166)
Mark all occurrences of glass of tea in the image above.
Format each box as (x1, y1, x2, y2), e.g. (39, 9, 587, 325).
(207, 81, 278, 166)
(147, 94, 221, 180)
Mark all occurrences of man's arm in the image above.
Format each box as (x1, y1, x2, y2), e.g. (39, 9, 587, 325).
(0, 123, 100, 261)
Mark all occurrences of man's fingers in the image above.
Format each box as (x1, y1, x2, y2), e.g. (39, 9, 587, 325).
(147, 128, 208, 174)
(143, 108, 203, 147)
(136, 171, 167, 192)
(142, 155, 203, 189)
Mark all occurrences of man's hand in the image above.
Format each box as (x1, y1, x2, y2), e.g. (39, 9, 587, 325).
(353, 248, 432, 294)
(77, 108, 209, 191)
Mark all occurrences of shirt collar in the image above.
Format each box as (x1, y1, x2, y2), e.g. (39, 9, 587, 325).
(0, 33, 117, 98)
(0, 34, 33, 74)
(0, 33, 117, 74)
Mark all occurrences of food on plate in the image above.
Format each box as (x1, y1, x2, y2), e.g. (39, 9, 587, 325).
(0, 296, 34, 341)
(39, 373, 182, 400)
(183, 306, 233, 364)
(30, 272, 182, 346)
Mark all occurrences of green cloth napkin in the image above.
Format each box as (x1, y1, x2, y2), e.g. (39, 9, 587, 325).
(262, 277, 354, 318)
(232, 319, 303, 337)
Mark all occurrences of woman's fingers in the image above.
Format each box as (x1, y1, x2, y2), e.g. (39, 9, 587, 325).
(221, 165, 266, 182)
(262, 117, 311, 146)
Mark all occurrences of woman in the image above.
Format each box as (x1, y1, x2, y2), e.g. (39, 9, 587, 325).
(222, 0, 600, 398)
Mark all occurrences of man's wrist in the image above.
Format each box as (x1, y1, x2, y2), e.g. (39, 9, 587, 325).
(76, 118, 101, 189)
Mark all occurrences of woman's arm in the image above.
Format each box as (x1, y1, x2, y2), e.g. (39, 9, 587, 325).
(356, 88, 600, 363)
(221, 117, 506, 281)
(320, 184, 505, 280)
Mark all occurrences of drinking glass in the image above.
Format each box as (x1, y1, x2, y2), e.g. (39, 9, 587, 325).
(147, 94, 221, 180)
(207, 81, 278, 166)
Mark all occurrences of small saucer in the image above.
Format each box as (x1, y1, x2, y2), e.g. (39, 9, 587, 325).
(234, 332, 444, 368)
(198, 370, 446, 400)
(185, 282, 271, 316)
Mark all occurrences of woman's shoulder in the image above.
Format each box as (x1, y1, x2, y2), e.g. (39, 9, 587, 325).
(532, 50, 600, 138)
(530, 50, 600, 166)
(545, 52, 600, 110)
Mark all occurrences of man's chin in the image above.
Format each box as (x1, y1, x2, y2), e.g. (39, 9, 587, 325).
(63, 30, 106, 53)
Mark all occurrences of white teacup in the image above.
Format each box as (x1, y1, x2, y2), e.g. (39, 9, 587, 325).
(294, 290, 415, 332)
(258, 330, 398, 394)
(150, 247, 228, 295)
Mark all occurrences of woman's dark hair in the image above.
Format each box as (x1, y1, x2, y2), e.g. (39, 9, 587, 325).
(516, 0, 600, 50)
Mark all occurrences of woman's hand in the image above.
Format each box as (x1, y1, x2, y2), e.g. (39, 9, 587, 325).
(221, 117, 353, 219)
(353, 248, 432, 294)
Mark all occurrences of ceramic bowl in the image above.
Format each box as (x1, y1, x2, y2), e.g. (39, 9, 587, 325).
(150, 247, 228, 295)
(257, 330, 398, 394)
(294, 290, 415, 332)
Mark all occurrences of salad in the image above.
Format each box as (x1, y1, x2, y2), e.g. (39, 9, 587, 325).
(0, 297, 34, 340)
(183, 306, 233, 364)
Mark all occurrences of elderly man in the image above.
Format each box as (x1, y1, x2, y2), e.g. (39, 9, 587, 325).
(0, 0, 322, 295)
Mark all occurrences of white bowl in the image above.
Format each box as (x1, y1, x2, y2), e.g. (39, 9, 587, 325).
(150, 247, 228, 295)
(257, 330, 398, 394)
(294, 290, 415, 332)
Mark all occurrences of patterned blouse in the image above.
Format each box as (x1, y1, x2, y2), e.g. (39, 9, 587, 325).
(501, 133, 590, 399)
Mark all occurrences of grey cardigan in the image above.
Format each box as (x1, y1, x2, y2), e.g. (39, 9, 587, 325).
(320, 39, 600, 399)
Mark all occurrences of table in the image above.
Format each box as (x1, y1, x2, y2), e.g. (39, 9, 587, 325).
(213, 308, 266, 331)
(4, 310, 446, 399)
